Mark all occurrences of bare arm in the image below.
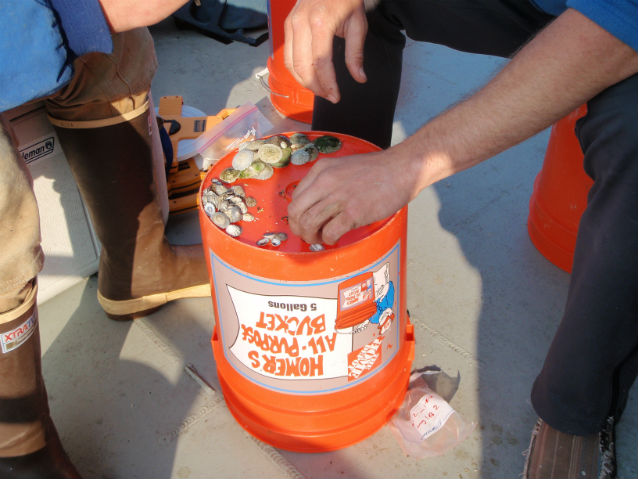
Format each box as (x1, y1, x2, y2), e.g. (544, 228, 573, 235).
(288, 8, 638, 244)
(99, 0, 189, 32)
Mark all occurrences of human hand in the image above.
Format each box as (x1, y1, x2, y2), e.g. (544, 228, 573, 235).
(284, 0, 368, 103)
(288, 150, 414, 245)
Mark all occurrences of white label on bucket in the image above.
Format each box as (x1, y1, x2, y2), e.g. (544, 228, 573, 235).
(409, 391, 455, 440)
(227, 288, 352, 380)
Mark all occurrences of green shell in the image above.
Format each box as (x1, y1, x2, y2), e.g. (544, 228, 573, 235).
(289, 133, 311, 150)
(314, 135, 342, 153)
(220, 167, 241, 183)
(239, 160, 274, 180)
(258, 143, 291, 167)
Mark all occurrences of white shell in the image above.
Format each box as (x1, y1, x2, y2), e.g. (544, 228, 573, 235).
(232, 149, 254, 171)
(225, 224, 242, 237)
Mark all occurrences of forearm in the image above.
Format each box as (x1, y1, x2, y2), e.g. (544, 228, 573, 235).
(397, 8, 637, 198)
(99, 0, 189, 32)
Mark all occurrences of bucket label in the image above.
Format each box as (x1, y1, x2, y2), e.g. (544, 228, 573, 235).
(210, 242, 401, 394)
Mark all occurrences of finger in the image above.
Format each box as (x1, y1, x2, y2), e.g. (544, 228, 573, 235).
(288, 12, 322, 92)
(343, 11, 368, 84)
(296, 199, 343, 244)
(308, 15, 340, 102)
(320, 211, 358, 245)
(291, 159, 333, 199)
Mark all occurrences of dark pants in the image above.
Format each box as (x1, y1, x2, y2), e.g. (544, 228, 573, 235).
(312, 0, 638, 435)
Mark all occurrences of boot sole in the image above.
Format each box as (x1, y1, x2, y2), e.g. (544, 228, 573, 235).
(97, 283, 211, 321)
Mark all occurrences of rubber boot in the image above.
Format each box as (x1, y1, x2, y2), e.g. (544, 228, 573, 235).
(49, 102, 210, 320)
(0, 281, 80, 478)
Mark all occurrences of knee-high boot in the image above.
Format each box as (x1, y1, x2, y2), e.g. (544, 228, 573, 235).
(49, 102, 210, 320)
(0, 281, 79, 478)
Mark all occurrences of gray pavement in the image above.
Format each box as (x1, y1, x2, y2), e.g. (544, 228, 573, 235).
(38, 17, 636, 479)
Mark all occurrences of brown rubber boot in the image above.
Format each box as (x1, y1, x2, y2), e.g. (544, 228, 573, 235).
(49, 101, 210, 320)
(0, 281, 80, 478)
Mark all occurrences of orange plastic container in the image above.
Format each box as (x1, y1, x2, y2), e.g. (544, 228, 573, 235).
(199, 132, 414, 452)
(528, 106, 592, 273)
(266, 0, 314, 123)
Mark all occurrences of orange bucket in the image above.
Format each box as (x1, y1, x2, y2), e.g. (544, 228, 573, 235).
(528, 106, 592, 273)
(199, 132, 414, 452)
(265, 0, 314, 124)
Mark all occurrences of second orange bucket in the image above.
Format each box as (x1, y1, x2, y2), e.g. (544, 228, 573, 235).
(199, 132, 414, 452)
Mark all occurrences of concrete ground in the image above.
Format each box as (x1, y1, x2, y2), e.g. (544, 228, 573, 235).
(38, 16, 636, 479)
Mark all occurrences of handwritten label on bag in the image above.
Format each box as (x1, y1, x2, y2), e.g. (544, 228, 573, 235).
(409, 391, 455, 440)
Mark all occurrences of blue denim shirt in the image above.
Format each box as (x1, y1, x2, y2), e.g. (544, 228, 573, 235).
(531, 0, 638, 51)
(0, 0, 112, 112)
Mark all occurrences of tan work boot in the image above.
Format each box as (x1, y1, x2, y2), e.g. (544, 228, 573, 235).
(0, 281, 79, 478)
(524, 418, 617, 479)
(49, 101, 210, 320)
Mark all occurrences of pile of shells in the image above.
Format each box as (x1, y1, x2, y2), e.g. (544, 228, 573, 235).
(256, 231, 288, 247)
(201, 178, 256, 238)
(219, 133, 341, 184)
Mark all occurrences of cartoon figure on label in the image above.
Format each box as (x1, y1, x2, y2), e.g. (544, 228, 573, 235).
(371, 262, 395, 334)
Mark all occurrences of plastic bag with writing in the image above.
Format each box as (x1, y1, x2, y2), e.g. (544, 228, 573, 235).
(190, 103, 273, 170)
(389, 371, 475, 458)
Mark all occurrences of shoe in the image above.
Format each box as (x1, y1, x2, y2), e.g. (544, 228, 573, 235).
(523, 417, 617, 479)
(49, 100, 210, 320)
(0, 282, 80, 478)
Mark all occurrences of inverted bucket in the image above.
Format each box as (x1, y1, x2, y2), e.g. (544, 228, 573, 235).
(199, 132, 414, 452)
(265, 0, 314, 124)
(528, 106, 592, 273)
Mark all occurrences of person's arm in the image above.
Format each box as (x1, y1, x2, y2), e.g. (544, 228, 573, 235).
(98, 0, 189, 32)
(287, 8, 638, 245)
(284, 0, 368, 103)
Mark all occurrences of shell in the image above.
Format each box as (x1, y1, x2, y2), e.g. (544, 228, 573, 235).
(314, 135, 342, 153)
(289, 133, 310, 150)
(226, 205, 243, 223)
(232, 149, 254, 171)
(257, 143, 284, 164)
(242, 213, 255, 222)
(240, 139, 264, 151)
(230, 185, 246, 197)
(220, 168, 241, 183)
(203, 203, 216, 216)
(270, 237, 282, 247)
(245, 196, 257, 207)
(240, 160, 273, 180)
(211, 212, 230, 229)
(225, 224, 242, 237)
(260, 136, 291, 167)
(290, 148, 310, 166)
(256, 237, 270, 246)
(309, 243, 324, 252)
(213, 183, 228, 195)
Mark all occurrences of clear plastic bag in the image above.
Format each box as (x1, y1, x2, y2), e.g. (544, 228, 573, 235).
(389, 370, 475, 458)
(188, 103, 273, 169)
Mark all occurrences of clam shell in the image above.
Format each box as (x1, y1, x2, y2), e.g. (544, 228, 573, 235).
(230, 185, 246, 197)
(232, 149, 254, 171)
(211, 212, 230, 229)
(245, 196, 257, 207)
(225, 224, 242, 237)
(256, 237, 270, 246)
(213, 183, 228, 195)
(240, 139, 264, 151)
(220, 168, 241, 183)
(203, 203, 216, 216)
(309, 244, 324, 252)
(226, 205, 243, 223)
(314, 135, 342, 153)
(242, 213, 255, 222)
(289, 133, 310, 150)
